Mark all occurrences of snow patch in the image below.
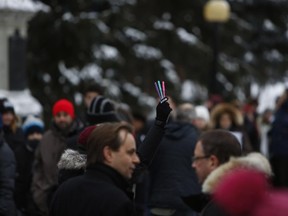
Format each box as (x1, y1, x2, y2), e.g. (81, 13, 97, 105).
(0, 0, 49, 12)
(94, 45, 120, 61)
(133, 44, 162, 60)
(263, 19, 276, 31)
(177, 28, 198, 45)
(181, 80, 207, 101)
(153, 20, 174, 30)
(257, 83, 286, 113)
(160, 59, 180, 85)
(123, 27, 147, 41)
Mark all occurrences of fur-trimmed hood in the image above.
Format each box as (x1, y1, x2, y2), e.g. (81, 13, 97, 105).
(57, 149, 86, 170)
(210, 103, 243, 129)
(202, 153, 272, 194)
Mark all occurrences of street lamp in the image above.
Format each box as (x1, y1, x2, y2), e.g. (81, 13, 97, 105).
(204, 0, 230, 96)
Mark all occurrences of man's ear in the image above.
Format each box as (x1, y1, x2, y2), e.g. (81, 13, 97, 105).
(209, 155, 220, 169)
(103, 146, 113, 164)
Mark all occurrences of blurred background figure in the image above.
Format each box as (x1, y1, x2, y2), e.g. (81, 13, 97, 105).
(57, 125, 96, 185)
(209, 102, 252, 153)
(82, 82, 104, 110)
(0, 113, 17, 216)
(132, 111, 147, 143)
(86, 96, 120, 126)
(0, 98, 25, 153)
(242, 99, 260, 152)
(269, 89, 288, 188)
(14, 115, 45, 216)
(32, 99, 83, 216)
(80, 83, 104, 125)
(194, 105, 210, 132)
(148, 103, 201, 216)
(258, 108, 273, 158)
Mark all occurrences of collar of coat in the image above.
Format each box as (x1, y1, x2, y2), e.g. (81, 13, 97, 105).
(202, 152, 272, 194)
(86, 163, 133, 198)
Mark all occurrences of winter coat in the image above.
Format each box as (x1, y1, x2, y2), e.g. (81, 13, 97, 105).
(269, 100, 288, 156)
(3, 126, 25, 153)
(54, 123, 166, 215)
(148, 122, 201, 210)
(0, 135, 17, 216)
(57, 149, 86, 185)
(14, 140, 40, 215)
(184, 153, 272, 216)
(31, 120, 83, 216)
(49, 163, 136, 216)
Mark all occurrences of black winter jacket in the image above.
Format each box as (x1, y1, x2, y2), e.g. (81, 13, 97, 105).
(149, 122, 202, 210)
(53, 123, 166, 216)
(3, 126, 25, 153)
(0, 135, 17, 216)
(50, 163, 135, 216)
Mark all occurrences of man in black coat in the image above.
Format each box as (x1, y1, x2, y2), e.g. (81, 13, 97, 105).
(0, 114, 17, 216)
(148, 103, 201, 216)
(50, 99, 172, 216)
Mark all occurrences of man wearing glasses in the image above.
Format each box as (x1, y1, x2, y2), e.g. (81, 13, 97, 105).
(192, 130, 242, 184)
(183, 129, 242, 215)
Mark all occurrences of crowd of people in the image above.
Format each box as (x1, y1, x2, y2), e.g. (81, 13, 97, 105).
(1, 84, 288, 216)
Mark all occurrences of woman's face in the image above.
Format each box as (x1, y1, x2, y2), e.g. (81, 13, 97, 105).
(219, 113, 232, 129)
(2, 112, 15, 126)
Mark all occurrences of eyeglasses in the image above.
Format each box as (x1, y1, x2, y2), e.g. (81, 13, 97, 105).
(192, 155, 210, 163)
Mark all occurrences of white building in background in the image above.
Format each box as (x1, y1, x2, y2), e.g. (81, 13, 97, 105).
(0, 0, 47, 116)
(0, 89, 42, 117)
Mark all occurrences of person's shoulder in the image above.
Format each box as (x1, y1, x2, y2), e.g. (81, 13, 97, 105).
(42, 129, 53, 137)
(201, 200, 227, 216)
(0, 140, 14, 156)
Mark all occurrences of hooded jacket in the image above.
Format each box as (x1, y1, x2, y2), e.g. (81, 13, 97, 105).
(57, 149, 86, 184)
(149, 122, 201, 210)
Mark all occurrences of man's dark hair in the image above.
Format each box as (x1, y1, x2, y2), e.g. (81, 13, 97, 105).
(83, 82, 104, 95)
(86, 122, 134, 166)
(199, 129, 242, 164)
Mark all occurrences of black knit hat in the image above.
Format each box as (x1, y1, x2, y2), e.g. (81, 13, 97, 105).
(87, 96, 120, 125)
(0, 98, 15, 114)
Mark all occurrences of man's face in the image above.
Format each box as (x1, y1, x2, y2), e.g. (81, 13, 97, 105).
(54, 111, 73, 131)
(84, 91, 100, 108)
(109, 130, 140, 179)
(192, 141, 214, 184)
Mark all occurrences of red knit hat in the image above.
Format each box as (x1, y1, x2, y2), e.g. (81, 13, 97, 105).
(52, 99, 75, 119)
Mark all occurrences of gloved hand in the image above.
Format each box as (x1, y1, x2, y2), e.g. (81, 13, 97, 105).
(155, 97, 172, 127)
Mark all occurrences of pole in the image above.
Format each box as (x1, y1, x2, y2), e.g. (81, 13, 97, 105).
(209, 23, 219, 96)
